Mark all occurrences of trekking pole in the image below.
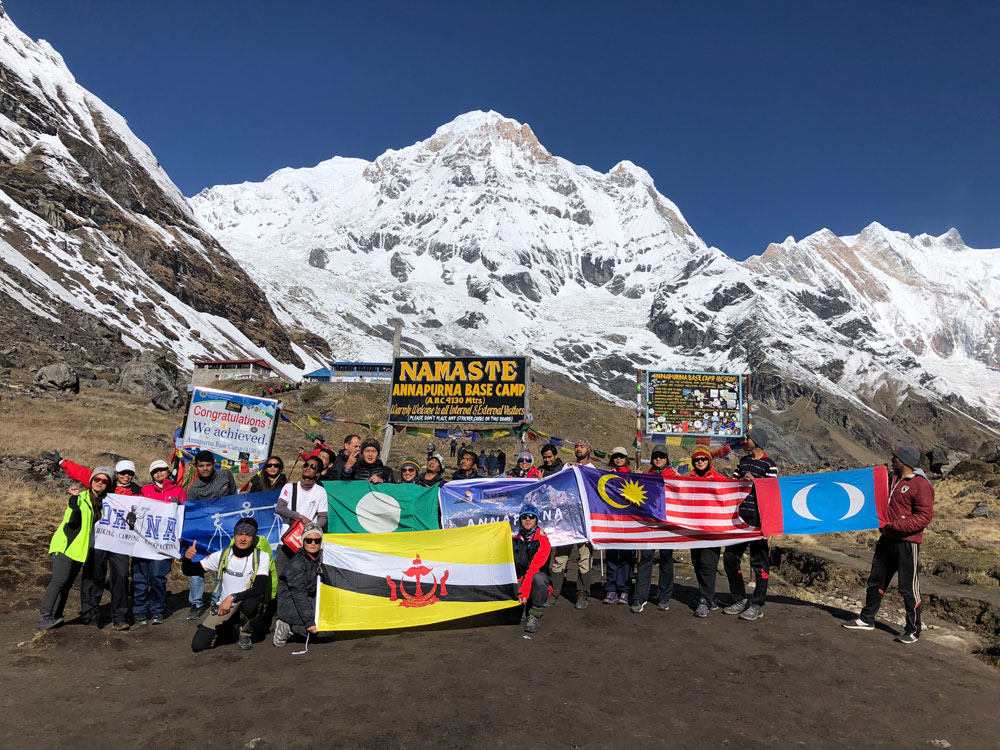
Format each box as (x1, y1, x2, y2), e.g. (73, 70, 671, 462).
(290, 450, 303, 479)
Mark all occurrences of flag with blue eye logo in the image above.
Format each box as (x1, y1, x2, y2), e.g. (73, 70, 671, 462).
(754, 466, 889, 536)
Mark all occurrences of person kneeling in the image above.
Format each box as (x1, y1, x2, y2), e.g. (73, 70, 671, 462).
(185, 517, 271, 652)
(273, 523, 331, 646)
(513, 504, 551, 634)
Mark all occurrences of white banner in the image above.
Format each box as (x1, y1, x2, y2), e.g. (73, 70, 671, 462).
(94, 494, 185, 560)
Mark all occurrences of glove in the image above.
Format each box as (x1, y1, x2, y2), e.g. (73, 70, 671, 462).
(41, 450, 63, 465)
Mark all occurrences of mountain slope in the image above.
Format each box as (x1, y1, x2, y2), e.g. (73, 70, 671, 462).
(192, 110, 1000, 460)
(0, 8, 311, 375)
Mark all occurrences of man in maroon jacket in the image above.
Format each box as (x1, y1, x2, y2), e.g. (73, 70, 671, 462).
(844, 444, 934, 643)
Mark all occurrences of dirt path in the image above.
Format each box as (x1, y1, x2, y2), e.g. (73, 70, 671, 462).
(2, 572, 997, 750)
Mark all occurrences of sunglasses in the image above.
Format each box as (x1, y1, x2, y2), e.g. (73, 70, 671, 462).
(518, 458, 530, 463)
(303, 464, 321, 471)
(693, 457, 709, 463)
(303, 538, 322, 545)
(520, 514, 537, 520)
(402, 466, 417, 471)
(118, 470, 135, 476)
(265, 463, 282, 469)
(92, 477, 110, 484)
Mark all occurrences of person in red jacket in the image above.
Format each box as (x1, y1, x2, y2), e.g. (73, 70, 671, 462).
(603, 447, 633, 605)
(687, 447, 729, 618)
(513, 504, 551, 633)
(50, 454, 140, 629)
(132, 460, 186, 626)
(506, 451, 542, 479)
(844, 444, 934, 643)
(632, 448, 679, 614)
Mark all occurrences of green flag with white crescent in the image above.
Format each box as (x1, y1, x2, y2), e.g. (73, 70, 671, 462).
(324, 481, 440, 534)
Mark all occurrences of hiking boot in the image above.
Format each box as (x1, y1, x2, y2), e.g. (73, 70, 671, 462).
(151, 614, 164, 625)
(273, 619, 291, 647)
(739, 604, 764, 621)
(36, 614, 63, 631)
(542, 595, 559, 608)
(239, 634, 253, 650)
(630, 600, 646, 614)
(724, 598, 748, 615)
(603, 591, 618, 604)
(843, 618, 875, 631)
(574, 593, 588, 610)
(113, 621, 130, 632)
(656, 600, 670, 611)
(523, 614, 541, 634)
(617, 592, 629, 606)
(894, 631, 919, 644)
(694, 600, 710, 618)
(186, 604, 205, 620)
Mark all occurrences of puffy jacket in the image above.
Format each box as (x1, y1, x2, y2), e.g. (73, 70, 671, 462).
(344, 459, 394, 483)
(277, 547, 323, 628)
(48, 489, 103, 562)
(884, 470, 934, 544)
(507, 466, 542, 479)
(538, 459, 564, 478)
(512, 526, 551, 600)
(142, 479, 187, 503)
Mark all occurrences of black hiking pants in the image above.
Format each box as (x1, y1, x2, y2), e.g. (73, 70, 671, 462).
(860, 536, 922, 635)
(723, 539, 770, 606)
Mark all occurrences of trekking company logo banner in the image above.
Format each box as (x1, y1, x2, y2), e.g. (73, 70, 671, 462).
(180, 489, 282, 562)
(440, 470, 588, 546)
(95, 494, 185, 560)
(578, 465, 761, 550)
(316, 523, 520, 631)
(754, 466, 889, 536)
(325, 481, 440, 534)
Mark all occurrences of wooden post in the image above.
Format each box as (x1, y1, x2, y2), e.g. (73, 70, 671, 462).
(380, 322, 402, 465)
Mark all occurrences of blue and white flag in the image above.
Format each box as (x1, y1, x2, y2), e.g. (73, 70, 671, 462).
(756, 466, 889, 536)
(94, 494, 185, 560)
(440, 470, 587, 546)
(180, 489, 282, 561)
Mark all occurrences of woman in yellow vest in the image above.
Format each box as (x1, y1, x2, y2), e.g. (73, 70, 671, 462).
(37, 466, 113, 630)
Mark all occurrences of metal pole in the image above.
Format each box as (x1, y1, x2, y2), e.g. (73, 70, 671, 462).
(380, 322, 402, 465)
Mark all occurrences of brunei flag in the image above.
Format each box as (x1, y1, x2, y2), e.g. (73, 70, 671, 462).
(316, 523, 519, 631)
(325, 481, 440, 534)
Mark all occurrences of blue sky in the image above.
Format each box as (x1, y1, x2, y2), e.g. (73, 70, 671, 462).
(7, 1, 999, 259)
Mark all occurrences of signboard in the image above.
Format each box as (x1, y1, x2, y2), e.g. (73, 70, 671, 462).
(179, 387, 279, 466)
(388, 356, 529, 425)
(645, 370, 743, 437)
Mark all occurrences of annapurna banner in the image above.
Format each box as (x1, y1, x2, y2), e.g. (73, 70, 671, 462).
(94, 493, 185, 560)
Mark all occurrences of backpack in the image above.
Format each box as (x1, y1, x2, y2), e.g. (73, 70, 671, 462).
(213, 536, 278, 601)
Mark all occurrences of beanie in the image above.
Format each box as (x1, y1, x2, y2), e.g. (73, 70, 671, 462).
(746, 427, 769, 450)
(233, 516, 259, 536)
(893, 444, 921, 469)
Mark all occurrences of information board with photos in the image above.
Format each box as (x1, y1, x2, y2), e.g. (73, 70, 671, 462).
(645, 370, 744, 437)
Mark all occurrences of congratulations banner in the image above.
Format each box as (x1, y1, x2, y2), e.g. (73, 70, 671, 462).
(440, 469, 588, 546)
(180, 489, 282, 562)
(94, 494, 185, 560)
(180, 387, 279, 467)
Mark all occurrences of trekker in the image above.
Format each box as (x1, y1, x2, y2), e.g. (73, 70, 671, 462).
(274, 523, 330, 646)
(133, 460, 186, 626)
(633, 449, 679, 614)
(450, 439, 458, 458)
(497, 449, 507, 475)
(37, 466, 114, 630)
(507, 451, 541, 478)
(603, 446, 633, 606)
(452, 450, 482, 481)
(844, 444, 934, 644)
(513, 504, 552, 634)
(478, 451, 489, 475)
(331, 434, 362, 479)
(686, 447, 728, 617)
(419, 455, 447, 487)
(184, 450, 238, 619)
(485, 451, 498, 476)
(398, 459, 421, 484)
(538, 444, 564, 477)
(342, 438, 393, 483)
(316, 448, 339, 481)
(248, 455, 287, 493)
(186, 517, 271, 652)
(568, 439, 594, 467)
(299, 435, 327, 462)
(723, 428, 778, 622)
(274, 456, 328, 574)
(427, 442, 436, 462)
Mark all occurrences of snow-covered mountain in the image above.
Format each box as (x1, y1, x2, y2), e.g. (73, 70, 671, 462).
(0, 8, 312, 377)
(191, 110, 1000, 457)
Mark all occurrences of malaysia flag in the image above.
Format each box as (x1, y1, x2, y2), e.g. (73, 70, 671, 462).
(578, 466, 761, 549)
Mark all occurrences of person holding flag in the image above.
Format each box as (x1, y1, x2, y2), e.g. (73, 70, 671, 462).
(687, 447, 728, 618)
(513, 504, 551, 634)
(603, 447, 633, 606)
(632, 449, 679, 614)
(133, 460, 185, 627)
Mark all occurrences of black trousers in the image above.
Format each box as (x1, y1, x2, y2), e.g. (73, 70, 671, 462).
(39, 553, 83, 619)
(691, 547, 720, 605)
(191, 596, 265, 652)
(860, 536, 922, 635)
(81, 550, 130, 624)
(634, 550, 674, 604)
(723, 539, 770, 606)
(524, 571, 550, 612)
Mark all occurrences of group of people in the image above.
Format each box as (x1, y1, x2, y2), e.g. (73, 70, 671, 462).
(37, 426, 935, 651)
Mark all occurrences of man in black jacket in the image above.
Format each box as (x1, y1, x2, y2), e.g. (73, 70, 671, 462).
(537, 444, 564, 477)
(273, 523, 330, 646)
(451, 449, 481, 480)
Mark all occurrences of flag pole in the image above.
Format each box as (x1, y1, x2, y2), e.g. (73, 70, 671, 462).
(380, 322, 403, 465)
